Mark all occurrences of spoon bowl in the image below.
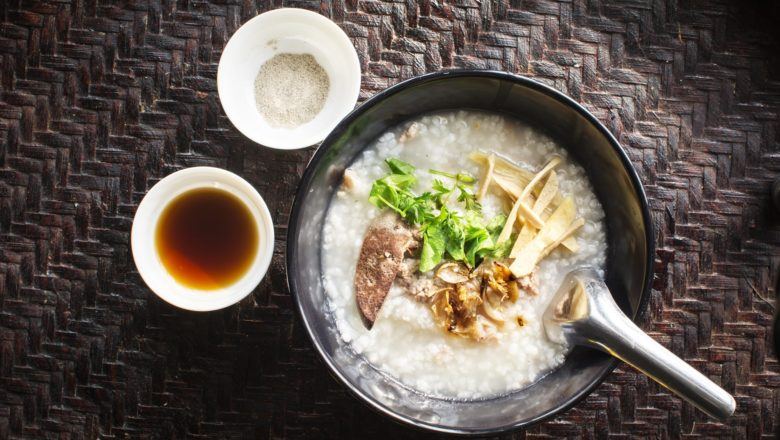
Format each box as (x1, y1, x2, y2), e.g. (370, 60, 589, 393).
(544, 267, 736, 420)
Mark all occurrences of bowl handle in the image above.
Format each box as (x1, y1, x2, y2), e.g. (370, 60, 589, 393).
(545, 268, 736, 420)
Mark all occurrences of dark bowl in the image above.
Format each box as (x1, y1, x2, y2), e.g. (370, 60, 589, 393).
(286, 71, 654, 434)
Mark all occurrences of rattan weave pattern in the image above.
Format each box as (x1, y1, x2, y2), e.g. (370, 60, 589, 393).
(0, 0, 778, 438)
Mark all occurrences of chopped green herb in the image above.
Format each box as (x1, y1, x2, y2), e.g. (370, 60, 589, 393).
(386, 158, 416, 175)
(456, 184, 480, 211)
(420, 217, 447, 272)
(429, 169, 477, 184)
(368, 158, 507, 272)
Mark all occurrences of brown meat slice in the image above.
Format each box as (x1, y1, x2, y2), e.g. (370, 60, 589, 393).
(355, 212, 416, 327)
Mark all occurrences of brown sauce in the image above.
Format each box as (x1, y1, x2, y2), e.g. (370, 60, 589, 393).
(155, 188, 259, 290)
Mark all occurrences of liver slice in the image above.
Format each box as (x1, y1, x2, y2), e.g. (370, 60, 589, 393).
(354, 212, 415, 327)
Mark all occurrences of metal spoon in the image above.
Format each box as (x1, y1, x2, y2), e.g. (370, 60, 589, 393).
(543, 267, 736, 420)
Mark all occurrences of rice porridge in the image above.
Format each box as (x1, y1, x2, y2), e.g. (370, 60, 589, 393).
(322, 111, 607, 399)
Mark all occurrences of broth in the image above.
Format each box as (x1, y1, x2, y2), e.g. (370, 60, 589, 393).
(155, 188, 259, 290)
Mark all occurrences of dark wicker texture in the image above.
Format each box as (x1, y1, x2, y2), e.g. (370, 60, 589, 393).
(0, 0, 778, 438)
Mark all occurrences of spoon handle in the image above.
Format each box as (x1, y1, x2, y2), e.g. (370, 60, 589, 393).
(582, 284, 736, 420)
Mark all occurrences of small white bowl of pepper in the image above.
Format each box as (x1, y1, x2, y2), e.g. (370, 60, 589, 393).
(218, 8, 361, 150)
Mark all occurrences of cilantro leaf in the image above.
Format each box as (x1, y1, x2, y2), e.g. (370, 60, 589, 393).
(464, 224, 493, 268)
(368, 174, 416, 215)
(420, 222, 446, 272)
(457, 184, 480, 211)
(443, 209, 466, 262)
(486, 214, 506, 239)
(432, 179, 450, 194)
(383, 173, 416, 189)
(429, 169, 476, 184)
(489, 237, 513, 259)
(386, 158, 416, 175)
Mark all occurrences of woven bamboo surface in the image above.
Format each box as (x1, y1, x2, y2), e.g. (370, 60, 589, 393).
(0, 0, 779, 438)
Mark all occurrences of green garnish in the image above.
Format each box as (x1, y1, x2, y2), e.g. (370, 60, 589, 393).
(386, 158, 416, 176)
(369, 158, 511, 272)
(428, 169, 477, 184)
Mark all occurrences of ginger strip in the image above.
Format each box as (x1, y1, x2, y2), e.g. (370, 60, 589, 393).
(520, 157, 561, 200)
(492, 174, 523, 200)
(470, 152, 534, 184)
(496, 157, 561, 244)
(561, 236, 579, 252)
(510, 171, 559, 258)
(509, 196, 582, 277)
(496, 197, 540, 244)
(540, 218, 584, 258)
(471, 152, 563, 205)
(476, 153, 495, 202)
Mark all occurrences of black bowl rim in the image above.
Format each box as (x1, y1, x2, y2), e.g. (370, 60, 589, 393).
(285, 70, 655, 435)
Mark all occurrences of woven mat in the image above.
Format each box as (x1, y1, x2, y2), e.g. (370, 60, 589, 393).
(0, 0, 778, 438)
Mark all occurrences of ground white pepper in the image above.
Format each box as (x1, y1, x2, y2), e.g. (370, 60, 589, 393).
(253, 53, 330, 128)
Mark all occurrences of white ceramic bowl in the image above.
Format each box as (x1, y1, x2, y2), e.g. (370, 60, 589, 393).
(217, 8, 361, 150)
(131, 167, 274, 311)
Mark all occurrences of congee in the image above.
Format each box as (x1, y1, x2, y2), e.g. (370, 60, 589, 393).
(322, 111, 607, 398)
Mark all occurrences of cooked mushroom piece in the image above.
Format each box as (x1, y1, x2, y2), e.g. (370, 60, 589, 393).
(436, 262, 470, 284)
(481, 294, 506, 323)
(431, 288, 456, 331)
(508, 281, 521, 302)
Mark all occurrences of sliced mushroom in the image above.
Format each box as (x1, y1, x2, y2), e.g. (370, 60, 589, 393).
(487, 278, 508, 300)
(481, 294, 506, 323)
(435, 262, 470, 284)
(508, 281, 521, 302)
(431, 288, 455, 331)
(454, 284, 482, 322)
(492, 261, 513, 281)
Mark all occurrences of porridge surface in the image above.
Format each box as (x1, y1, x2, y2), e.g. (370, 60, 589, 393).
(322, 111, 607, 399)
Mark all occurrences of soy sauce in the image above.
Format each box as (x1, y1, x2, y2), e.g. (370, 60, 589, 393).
(155, 188, 259, 290)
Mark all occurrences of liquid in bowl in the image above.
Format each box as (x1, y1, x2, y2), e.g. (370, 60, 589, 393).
(155, 187, 259, 290)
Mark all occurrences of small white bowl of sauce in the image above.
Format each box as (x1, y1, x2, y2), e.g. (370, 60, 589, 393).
(218, 8, 361, 150)
(131, 167, 274, 311)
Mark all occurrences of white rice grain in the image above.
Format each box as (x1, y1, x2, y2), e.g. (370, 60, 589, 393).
(322, 111, 607, 399)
